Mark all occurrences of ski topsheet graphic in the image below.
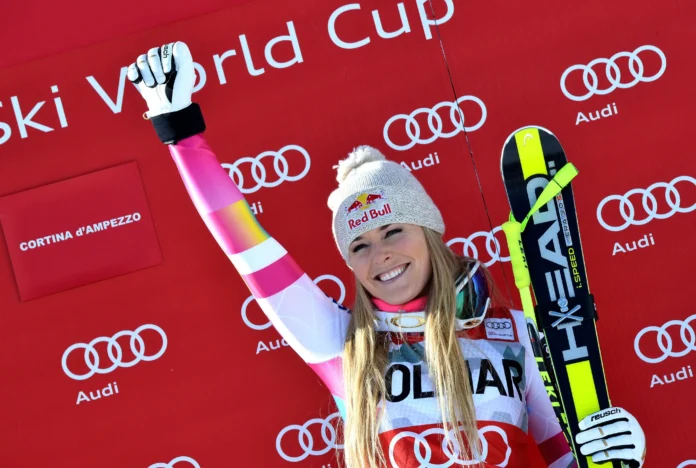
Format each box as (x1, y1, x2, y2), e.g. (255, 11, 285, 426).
(500, 126, 618, 468)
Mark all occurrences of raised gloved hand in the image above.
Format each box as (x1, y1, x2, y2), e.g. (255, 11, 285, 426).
(575, 407, 646, 468)
(127, 41, 205, 144)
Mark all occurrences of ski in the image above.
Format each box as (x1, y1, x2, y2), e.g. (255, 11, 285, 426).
(500, 126, 617, 468)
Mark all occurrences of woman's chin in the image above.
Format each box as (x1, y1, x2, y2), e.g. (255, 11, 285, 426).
(374, 288, 418, 306)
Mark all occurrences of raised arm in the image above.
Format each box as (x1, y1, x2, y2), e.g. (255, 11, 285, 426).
(127, 42, 350, 412)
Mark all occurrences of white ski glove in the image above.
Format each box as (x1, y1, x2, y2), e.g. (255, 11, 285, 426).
(575, 407, 646, 468)
(127, 41, 205, 144)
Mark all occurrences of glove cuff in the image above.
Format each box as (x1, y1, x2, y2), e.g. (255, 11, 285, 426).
(150, 103, 206, 145)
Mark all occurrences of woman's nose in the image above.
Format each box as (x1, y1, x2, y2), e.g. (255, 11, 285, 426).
(371, 243, 392, 264)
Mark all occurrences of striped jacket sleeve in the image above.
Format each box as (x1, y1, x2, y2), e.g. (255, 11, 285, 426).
(511, 311, 577, 468)
(168, 134, 350, 410)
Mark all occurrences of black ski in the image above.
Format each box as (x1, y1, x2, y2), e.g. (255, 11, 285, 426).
(500, 126, 617, 468)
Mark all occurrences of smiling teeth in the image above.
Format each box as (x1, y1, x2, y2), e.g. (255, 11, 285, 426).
(379, 265, 406, 282)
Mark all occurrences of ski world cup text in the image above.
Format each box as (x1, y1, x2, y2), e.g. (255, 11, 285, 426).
(1, 1, 458, 146)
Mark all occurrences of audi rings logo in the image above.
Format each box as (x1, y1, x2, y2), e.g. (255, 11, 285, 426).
(276, 412, 343, 462)
(242, 275, 346, 330)
(596, 175, 695, 232)
(560, 45, 666, 101)
(446, 226, 509, 267)
(486, 321, 511, 330)
(61, 324, 167, 381)
(148, 456, 200, 468)
(383, 96, 487, 151)
(221, 145, 311, 194)
(389, 425, 511, 467)
(634, 314, 696, 364)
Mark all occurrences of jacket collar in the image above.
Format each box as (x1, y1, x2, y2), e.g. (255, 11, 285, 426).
(371, 295, 427, 313)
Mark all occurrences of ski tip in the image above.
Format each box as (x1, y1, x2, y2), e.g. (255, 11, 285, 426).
(501, 125, 553, 173)
(500, 125, 557, 156)
(507, 125, 556, 140)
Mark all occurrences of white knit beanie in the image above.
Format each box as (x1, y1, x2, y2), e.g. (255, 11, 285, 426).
(328, 145, 445, 260)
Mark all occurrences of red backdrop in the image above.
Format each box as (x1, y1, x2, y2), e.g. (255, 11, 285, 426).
(0, 1, 694, 467)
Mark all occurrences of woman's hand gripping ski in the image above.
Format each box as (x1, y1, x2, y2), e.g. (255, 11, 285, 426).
(575, 407, 646, 468)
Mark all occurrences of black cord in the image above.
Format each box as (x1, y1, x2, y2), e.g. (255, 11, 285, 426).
(425, 0, 513, 302)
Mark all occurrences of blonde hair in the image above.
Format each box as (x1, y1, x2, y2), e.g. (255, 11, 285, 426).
(341, 227, 497, 467)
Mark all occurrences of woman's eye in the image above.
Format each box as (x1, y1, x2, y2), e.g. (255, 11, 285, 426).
(352, 243, 367, 253)
(385, 228, 402, 238)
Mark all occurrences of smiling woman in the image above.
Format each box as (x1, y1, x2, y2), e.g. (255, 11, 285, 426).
(127, 40, 647, 468)
(325, 145, 506, 467)
(348, 223, 432, 305)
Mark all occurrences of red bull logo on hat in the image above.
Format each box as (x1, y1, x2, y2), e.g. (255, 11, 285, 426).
(346, 191, 393, 230)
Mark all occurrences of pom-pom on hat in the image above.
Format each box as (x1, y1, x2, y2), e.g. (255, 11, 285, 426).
(327, 145, 445, 261)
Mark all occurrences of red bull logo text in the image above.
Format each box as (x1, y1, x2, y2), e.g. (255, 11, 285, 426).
(346, 192, 384, 213)
(346, 192, 393, 230)
(348, 204, 392, 229)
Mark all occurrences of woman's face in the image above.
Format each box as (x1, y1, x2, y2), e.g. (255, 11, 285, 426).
(347, 223, 432, 305)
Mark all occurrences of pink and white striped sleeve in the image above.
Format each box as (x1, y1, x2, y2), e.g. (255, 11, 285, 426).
(511, 311, 576, 468)
(168, 134, 350, 411)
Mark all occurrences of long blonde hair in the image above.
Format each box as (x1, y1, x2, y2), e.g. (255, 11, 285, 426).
(342, 227, 496, 467)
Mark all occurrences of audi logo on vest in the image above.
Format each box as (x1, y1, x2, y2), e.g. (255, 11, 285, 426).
(346, 192, 393, 230)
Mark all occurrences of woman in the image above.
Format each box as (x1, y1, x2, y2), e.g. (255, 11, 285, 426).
(127, 41, 646, 468)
